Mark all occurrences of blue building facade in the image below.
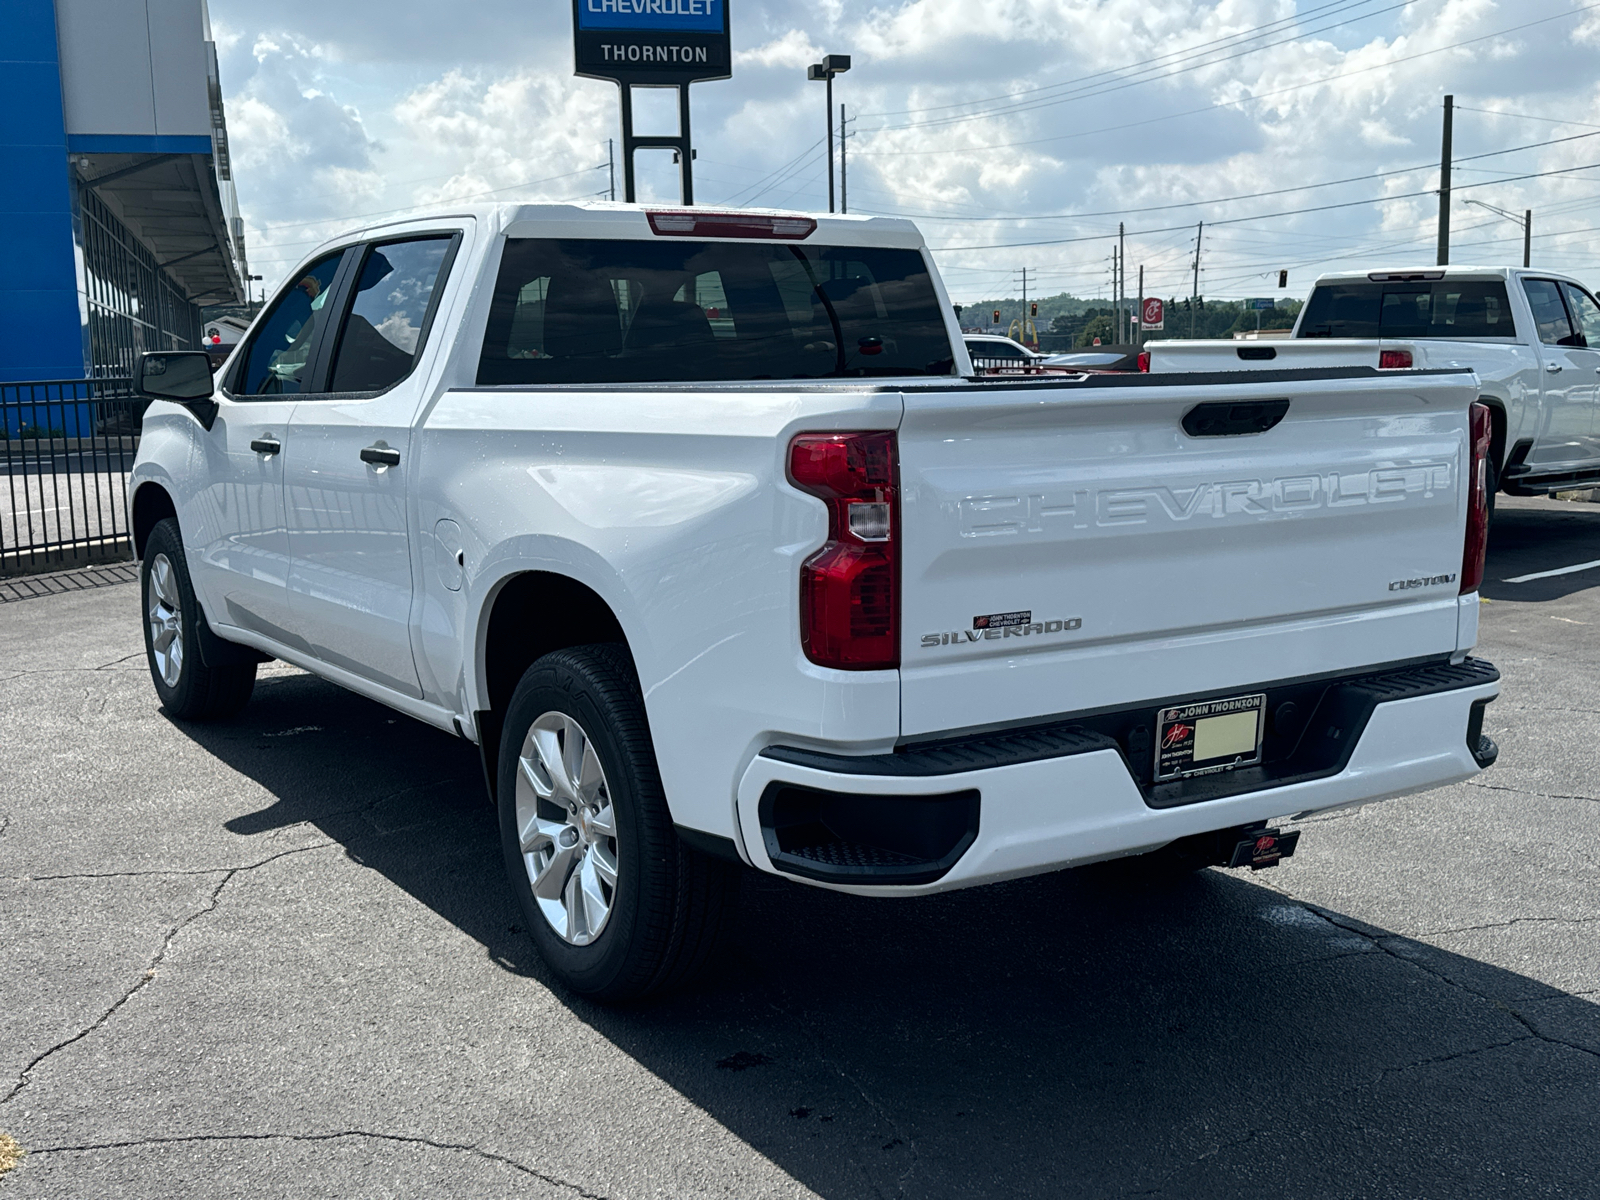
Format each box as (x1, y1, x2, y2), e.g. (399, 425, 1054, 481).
(1, 0, 246, 387)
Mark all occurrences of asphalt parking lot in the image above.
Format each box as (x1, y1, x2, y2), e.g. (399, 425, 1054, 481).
(2, 495, 1597, 1198)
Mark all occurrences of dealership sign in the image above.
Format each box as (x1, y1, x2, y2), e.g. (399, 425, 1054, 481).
(574, 0, 732, 85)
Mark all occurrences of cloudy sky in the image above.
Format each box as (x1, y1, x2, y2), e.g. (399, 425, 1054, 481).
(210, 0, 1600, 305)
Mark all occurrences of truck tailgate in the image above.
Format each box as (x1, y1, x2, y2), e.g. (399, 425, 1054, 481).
(1148, 338, 1413, 372)
(897, 371, 1476, 738)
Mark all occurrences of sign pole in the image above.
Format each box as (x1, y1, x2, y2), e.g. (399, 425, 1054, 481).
(678, 84, 695, 205)
(619, 84, 636, 203)
(574, 0, 729, 207)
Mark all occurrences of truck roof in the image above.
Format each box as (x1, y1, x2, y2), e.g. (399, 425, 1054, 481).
(307, 201, 928, 259)
(1311, 264, 1582, 286)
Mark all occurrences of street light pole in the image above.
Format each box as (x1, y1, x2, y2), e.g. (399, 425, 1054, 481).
(1464, 199, 1533, 269)
(808, 55, 851, 213)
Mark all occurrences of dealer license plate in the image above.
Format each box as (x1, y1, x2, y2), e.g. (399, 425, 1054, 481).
(1155, 693, 1266, 781)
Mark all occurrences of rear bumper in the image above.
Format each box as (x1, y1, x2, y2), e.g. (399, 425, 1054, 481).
(736, 660, 1500, 896)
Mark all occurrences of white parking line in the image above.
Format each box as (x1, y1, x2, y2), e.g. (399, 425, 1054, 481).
(1503, 559, 1600, 584)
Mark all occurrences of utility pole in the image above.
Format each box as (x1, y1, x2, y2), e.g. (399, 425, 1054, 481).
(1136, 264, 1144, 350)
(1437, 93, 1453, 266)
(1524, 208, 1532, 268)
(608, 138, 616, 202)
(1190, 221, 1203, 338)
(1118, 222, 1126, 344)
(840, 103, 848, 214)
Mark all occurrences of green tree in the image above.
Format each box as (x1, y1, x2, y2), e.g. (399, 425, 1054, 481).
(1075, 315, 1117, 347)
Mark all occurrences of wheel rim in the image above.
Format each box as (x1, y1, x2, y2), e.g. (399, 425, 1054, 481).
(513, 712, 619, 945)
(147, 553, 184, 688)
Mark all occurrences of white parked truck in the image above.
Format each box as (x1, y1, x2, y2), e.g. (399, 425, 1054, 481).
(128, 205, 1501, 999)
(1147, 266, 1600, 501)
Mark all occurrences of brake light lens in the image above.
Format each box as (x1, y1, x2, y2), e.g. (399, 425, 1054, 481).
(1461, 401, 1493, 595)
(1379, 349, 1413, 369)
(648, 211, 817, 240)
(1137, 351, 1151, 372)
(788, 432, 899, 670)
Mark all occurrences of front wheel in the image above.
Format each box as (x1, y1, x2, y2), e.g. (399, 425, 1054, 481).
(497, 644, 734, 1001)
(141, 518, 256, 721)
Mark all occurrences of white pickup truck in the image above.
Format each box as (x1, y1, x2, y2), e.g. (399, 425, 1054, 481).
(128, 205, 1501, 1000)
(1148, 266, 1600, 502)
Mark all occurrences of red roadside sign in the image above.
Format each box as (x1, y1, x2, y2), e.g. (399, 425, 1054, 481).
(1142, 297, 1164, 330)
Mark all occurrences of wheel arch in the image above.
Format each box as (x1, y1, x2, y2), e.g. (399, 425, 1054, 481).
(130, 481, 178, 560)
(473, 569, 634, 802)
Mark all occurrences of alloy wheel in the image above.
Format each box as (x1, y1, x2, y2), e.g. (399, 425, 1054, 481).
(514, 712, 619, 945)
(147, 553, 184, 688)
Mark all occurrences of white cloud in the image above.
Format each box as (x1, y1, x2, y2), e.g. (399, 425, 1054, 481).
(211, 0, 1600, 301)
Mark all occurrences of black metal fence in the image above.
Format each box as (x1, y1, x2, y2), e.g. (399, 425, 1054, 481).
(1, 379, 144, 574)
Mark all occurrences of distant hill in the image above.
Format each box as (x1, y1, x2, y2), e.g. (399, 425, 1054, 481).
(954, 291, 1092, 330)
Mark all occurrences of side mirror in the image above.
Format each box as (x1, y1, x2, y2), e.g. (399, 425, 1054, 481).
(135, 351, 218, 429)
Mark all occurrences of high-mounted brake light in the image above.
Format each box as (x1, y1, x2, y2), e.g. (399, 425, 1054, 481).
(1460, 401, 1493, 595)
(788, 432, 899, 670)
(647, 211, 817, 240)
(1367, 271, 1445, 282)
(1379, 349, 1413, 369)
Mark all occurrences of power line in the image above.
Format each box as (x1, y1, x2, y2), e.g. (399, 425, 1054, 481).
(863, 0, 1422, 135)
(856, 3, 1600, 159)
(929, 158, 1600, 253)
(860, 0, 1386, 121)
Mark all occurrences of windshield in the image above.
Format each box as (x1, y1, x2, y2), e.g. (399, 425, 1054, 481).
(1297, 279, 1515, 339)
(477, 239, 955, 384)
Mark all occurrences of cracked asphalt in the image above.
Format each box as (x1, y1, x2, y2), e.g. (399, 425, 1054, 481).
(2, 495, 1598, 1198)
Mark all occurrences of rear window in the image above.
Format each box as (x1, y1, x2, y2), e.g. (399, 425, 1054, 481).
(477, 239, 956, 385)
(1297, 280, 1515, 340)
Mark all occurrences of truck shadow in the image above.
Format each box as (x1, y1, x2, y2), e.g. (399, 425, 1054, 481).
(183, 669, 1600, 1199)
(1481, 498, 1600, 602)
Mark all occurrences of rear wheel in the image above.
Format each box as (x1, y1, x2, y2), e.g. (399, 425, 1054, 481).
(497, 644, 734, 1001)
(141, 518, 256, 721)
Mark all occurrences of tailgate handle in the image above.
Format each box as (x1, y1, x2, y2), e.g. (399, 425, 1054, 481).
(1236, 346, 1276, 360)
(1182, 399, 1290, 438)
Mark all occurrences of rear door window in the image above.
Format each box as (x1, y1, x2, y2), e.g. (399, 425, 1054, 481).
(1523, 279, 1575, 345)
(235, 251, 345, 395)
(1297, 279, 1514, 339)
(1559, 282, 1600, 348)
(476, 239, 955, 384)
(327, 236, 454, 393)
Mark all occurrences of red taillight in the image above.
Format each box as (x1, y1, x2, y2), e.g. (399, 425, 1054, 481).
(647, 211, 817, 240)
(1137, 351, 1151, 372)
(788, 432, 899, 670)
(1461, 401, 1493, 594)
(1379, 349, 1413, 369)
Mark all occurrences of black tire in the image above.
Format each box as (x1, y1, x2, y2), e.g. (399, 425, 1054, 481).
(497, 644, 734, 1002)
(140, 517, 257, 721)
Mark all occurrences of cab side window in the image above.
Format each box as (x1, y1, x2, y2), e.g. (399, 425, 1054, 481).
(1559, 283, 1600, 348)
(1522, 279, 1575, 346)
(326, 237, 453, 393)
(235, 251, 345, 396)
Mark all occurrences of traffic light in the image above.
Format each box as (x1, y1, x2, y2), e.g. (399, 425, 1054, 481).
(1197, 296, 1205, 311)
(1030, 302, 1038, 318)
(993, 309, 1001, 324)
(1278, 269, 1288, 288)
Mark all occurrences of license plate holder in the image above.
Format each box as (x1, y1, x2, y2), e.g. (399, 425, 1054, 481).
(1155, 692, 1266, 782)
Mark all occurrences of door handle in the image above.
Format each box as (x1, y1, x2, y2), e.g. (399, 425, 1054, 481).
(250, 437, 281, 455)
(360, 445, 401, 467)
(1546, 362, 1564, 373)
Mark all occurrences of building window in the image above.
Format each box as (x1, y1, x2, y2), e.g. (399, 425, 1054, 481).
(79, 187, 203, 378)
